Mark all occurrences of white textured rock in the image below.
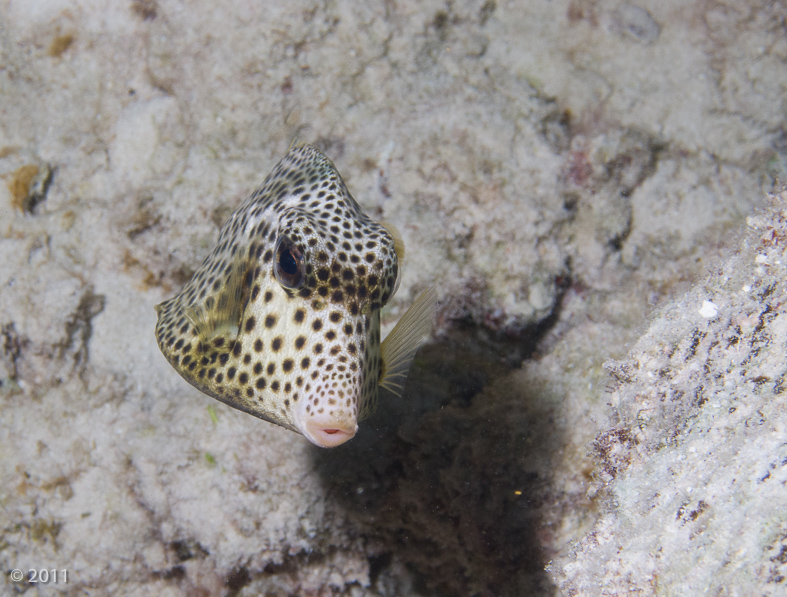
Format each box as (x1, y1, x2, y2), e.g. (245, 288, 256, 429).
(550, 191, 787, 595)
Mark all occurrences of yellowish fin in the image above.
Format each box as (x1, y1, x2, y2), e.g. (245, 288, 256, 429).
(381, 220, 405, 296)
(381, 221, 406, 263)
(288, 137, 308, 151)
(379, 286, 438, 396)
(184, 258, 248, 342)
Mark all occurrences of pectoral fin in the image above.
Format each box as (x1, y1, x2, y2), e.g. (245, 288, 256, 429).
(378, 286, 437, 397)
(184, 257, 248, 342)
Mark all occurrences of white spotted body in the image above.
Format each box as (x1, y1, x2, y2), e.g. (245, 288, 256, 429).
(155, 143, 435, 447)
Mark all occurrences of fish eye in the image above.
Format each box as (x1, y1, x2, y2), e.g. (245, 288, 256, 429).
(274, 235, 305, 289)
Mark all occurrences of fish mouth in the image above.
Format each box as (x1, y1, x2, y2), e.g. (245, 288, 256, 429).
(301, 419, 358, 448)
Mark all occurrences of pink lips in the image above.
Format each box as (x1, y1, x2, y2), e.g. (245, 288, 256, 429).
(303, 422, 357, 448)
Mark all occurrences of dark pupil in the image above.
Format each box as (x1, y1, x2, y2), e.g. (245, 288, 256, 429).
(279, 249, 298, 275)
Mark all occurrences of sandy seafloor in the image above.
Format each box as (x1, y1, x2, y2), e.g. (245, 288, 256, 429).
(1, 0, 786, 595)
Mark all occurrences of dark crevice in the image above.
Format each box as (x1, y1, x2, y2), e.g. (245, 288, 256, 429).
(1, 322, 25, 380)
(608, 214, 632, 252)
(225, 566, 251, 595)
(56, 288, 106, 378)
(23, 164, 54, 215)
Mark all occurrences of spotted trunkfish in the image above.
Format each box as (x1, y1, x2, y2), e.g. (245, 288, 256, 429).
(155, 142, 436, 447)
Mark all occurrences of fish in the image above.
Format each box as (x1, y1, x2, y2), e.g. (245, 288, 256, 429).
(154, 142, 436, 448)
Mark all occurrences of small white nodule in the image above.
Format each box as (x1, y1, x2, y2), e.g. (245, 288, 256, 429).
(698, 300, 718, 318)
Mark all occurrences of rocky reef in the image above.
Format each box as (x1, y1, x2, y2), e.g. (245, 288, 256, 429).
(1, 1, 785, 594)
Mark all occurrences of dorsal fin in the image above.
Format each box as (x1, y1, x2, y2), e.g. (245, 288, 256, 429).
(381, 221, 405, 297)
(381, 220, 406, 264)
(288, 138, 308, 151)
(379, 286, 437, 397)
